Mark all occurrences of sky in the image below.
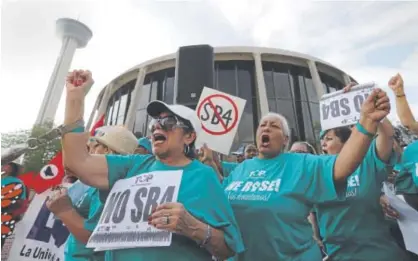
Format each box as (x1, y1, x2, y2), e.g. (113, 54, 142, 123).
(1, 0, 418, 133)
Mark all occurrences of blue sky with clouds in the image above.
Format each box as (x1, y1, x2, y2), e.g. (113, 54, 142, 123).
(1, 0, 417, 133)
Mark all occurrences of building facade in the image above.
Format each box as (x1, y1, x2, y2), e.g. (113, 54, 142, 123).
(87, 46, 356, 152)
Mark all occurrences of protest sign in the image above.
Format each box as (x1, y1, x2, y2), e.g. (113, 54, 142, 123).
(195, 87, 246, 155)
(319, 83, 375, 131)
(87, 170, 183, 249)
(7, 190, 70, 261)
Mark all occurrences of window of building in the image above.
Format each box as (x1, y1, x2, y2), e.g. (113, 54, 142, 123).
(105, 79, 135, 126)
(214, 61, 258, 151)
(319, 72, 345, 93)
(263, 62, 323, 147)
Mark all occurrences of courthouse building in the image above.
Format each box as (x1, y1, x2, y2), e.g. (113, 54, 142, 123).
(87, 46, 356, 151)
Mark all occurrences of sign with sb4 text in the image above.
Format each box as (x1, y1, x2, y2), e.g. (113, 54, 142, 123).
(195, 87, 246, 155)
(319, 83, 375, 131)
(87, 170, 183, 250)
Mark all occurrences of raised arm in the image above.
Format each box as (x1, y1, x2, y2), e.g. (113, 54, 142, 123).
(63, 70, 109, 189)
(334, 88, 391, 182)
(375, 118, 394, 162)
(388, 73, 418, 134)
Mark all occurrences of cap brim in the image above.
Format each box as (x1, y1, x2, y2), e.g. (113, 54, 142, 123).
(147, 101, 171, 118)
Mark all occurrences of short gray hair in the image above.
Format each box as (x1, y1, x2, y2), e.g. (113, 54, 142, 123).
(260, 112, 291, 137)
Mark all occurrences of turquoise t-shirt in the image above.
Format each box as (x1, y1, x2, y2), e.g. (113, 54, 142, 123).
(65, 186, 104, 261)
(221, 161, 238, 177)
(315, 140, 408, 261)
(100, 155, 244, 261)
(402, 141, 418, 187)
(223, 153, 337, 261)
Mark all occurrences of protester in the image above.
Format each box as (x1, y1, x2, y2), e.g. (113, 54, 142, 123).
(60, 70, 244, 261)
(48, 126, 138, 261)
(218, 85, 392, 261)
(1, 162, 28, 248)
(135, 137, 152, 154)
(311, 83, 412, 261)
(290, 141, 317, 154)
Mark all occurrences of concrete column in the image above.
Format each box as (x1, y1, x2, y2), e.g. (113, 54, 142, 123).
(307, 60, 325, 99)
(253, 52, 268, 117)
(125, 68, 147, 130)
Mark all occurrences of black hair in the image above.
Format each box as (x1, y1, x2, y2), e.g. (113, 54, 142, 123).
(326, 126, 352, 144)
(181, 118, 197, 159)
(6, 162, 22, 177)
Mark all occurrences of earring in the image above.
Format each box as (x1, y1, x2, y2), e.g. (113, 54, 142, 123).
(184, 144, 190, 155)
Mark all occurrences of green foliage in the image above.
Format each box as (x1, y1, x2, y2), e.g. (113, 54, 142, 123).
(1, 121, 61, 173)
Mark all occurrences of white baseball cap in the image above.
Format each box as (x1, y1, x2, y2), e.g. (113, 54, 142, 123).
(92, 126, 138, 154)
(146, 100, 202, 137)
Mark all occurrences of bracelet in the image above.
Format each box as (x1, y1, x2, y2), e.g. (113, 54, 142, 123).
(70, 126, 85, 133)
(199, 224, 212, 248)
(396, 94, 405, 98)
(356, 122, 375, 138)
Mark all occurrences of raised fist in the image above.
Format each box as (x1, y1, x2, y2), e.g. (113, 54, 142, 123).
(388, 73, 404, 96)
(360, 88, 390, 123)
(66, 70, 94, 96)
(46, 187, 73, 219)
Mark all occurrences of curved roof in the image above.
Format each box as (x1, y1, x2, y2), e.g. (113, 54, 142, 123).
(108, 46, 343, 85)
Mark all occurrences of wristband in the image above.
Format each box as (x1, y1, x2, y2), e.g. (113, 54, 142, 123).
(70, 126, 85, 133)
(199, 224, 212, 248)
(356, 122, 375, 138)
(396, 94, 405, 98)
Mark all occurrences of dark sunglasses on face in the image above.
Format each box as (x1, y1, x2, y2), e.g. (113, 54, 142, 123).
(148, 115, 190, 133)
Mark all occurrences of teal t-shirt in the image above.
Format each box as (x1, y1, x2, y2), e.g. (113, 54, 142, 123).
(100, 155, 244, 261)
(402, 141, 418, 187)
(223, 153, 337, 261)
(65, 186, 104, 261)
(221, 161, 238, 177)
(315, 140, 408, 261)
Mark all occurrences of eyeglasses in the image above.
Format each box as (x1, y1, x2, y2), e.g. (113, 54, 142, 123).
(148, 115, 190, 133)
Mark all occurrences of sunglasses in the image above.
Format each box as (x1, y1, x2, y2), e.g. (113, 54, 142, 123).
(148, 115, 190, 133)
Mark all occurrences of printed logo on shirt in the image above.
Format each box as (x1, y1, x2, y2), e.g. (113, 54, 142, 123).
(346, 174, 360, 198)
(225, 170, 281, 202)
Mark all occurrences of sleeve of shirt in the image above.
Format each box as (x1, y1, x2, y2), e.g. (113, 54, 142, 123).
(364, 139, 397, 182)
(302, 154, 339, 204)
(84, 190, 104, 232)
(184, 164, 245, 255)
(402, 141, 418, 187)
(99, 154, 149, 203)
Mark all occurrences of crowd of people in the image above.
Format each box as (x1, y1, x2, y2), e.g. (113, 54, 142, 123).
(1, 70, 417, 261)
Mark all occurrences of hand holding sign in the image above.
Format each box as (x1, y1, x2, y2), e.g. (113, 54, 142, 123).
(388, 73, 405, 96)
(150, 202, 200, 239)
(46, 187, 73, 219)
(359, 88, 390, 133)
(66, 69, 94, 97)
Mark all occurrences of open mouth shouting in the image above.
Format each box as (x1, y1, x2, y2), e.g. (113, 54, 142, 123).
(152, 132, 167, 146)
(261, 134, 270, 148)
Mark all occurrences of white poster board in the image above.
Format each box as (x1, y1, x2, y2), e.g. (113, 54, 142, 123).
(195, 87, 246, 155)
(87, 171, 182, 250)
(319, 83, 375, 131)
(7, 190, 70, 261)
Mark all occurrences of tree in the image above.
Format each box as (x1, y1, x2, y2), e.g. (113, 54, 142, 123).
(1, 121, 61, 173)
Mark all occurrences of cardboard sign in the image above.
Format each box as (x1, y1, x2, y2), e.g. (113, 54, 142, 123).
(195, 87, 246, 155)
(319, 83, 375, 131)
(87, 171, 183, 249)
(7, 190, 70, 261)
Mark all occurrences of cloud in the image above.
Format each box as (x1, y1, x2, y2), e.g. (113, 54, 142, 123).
(1, 0, 417, 134)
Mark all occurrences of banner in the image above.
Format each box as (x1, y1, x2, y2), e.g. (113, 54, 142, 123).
(87, 170, 183, 249)
(7, 191, 70, 261)
(319, 82, 375, 131)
